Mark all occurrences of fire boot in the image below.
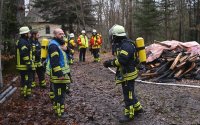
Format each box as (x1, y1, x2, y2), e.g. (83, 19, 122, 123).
(40, 80, 47, 88)
(134, 102, 143, 116)
(31, 81, 37, 88)
(60, 104, 67, 118)
(119, 106, 134, 123)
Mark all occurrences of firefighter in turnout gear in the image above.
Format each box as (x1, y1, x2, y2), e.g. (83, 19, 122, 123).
(30, 30, 46, 88)
(103, 24, 143, 123)
(77, 30, 88, 62)
(89, 29, 102, 62)
(16, 26, 35, 99)
(46, 28, 71, 117)
(68, 33, 76, 64)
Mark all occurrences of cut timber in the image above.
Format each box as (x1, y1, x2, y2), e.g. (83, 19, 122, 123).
(176, 62, 186, 69)
(178, 62, 196, 78)
(156, 61, 172, 74)
(179, 55, 188, 63)
(170, 53, 182, 70)
(174, 69, 185, 78)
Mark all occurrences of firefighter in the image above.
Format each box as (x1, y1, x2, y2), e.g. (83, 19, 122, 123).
(89, 29, 102, 62)
(16, 26, 35, 99)
(103, 24, 143, 123)
(46, 28, 71, 117)
(68, 33, 76, 64)
(77, 30, 88, 62)
(30, 30, 46, 88)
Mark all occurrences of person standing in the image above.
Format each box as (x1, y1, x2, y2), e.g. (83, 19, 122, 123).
(46, 28, 71, 117)
(89, 29, 102, 62)
(103, 24, 143, 123)
(77, 30, 88, 62)
(30, 30, 46, 88)
(16, 26, 35, 99)
(68, 33, 76, 64)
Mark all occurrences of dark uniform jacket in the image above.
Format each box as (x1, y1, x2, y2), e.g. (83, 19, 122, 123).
(112, 39, 138, 84)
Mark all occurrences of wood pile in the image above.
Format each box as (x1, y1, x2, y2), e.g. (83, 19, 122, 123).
(141, 47, 200, 82)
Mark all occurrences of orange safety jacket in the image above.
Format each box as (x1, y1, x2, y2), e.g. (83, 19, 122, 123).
(89, 34, 102, 49)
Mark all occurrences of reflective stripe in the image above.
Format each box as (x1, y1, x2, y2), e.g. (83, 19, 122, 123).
(129, 105, 134, 118)
(116, 69, 138, 84)
(23, 56, 29, 60)
(27, 88, 31, 95)
(58, 88, 61, 96)
(53, 66, 62, 72)
(17, 49, 20, 65)
(25, 75, 28, 80)
(134, 102, 142, 111)
(129, 91, 133, 100)
(120, 50, 128, 56)
(124, 108, 129, 115)
(50, 79, 71, 83)
(21, 46, 27, 50)
(51, 52, 59, 57)
(61, 105, 64, 113)
(114, 59, 120, 66)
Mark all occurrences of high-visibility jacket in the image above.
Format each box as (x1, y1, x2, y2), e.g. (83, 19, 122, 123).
(16, 38, 35, 70)
(89, 34, 102, 49)
(77, 35, 88, 49)
(68, 39, 76, 49)
(112, 39, 138, 84)
(46, 39, 70, 84)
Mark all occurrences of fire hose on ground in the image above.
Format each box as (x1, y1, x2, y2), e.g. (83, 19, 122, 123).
(108, 67, 200, 89)
(0, 76, 18, 104)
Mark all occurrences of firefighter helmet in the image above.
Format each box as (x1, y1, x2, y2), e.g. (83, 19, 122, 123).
(19, 26, 30, 34)
(92, 29, 97, 33)
(69, 33, 75, 38)
(109, 24, 126, 37)
(81, 30, 86, 34)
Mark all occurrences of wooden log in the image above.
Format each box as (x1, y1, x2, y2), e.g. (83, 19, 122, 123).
(0, 87, 17, 104)
(170, 53, 182, 70)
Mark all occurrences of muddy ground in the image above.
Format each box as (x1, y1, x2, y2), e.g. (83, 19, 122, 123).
(0, 51, 200, 125)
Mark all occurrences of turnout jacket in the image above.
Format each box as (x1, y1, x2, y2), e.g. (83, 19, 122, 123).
(112, 39, 138, 84)
(16, 37, 35, 70)
(89, 34, 102, 49)
(30, 39, 42, 67)
(47, 38, 70, 83)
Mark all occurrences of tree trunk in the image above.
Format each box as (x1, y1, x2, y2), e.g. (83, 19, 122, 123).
(0, 0, 4, 88)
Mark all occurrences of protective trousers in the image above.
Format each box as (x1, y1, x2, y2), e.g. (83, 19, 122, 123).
(121, 80, 142, 118)
(79, 48, 86, 62)
(20, 71, 32, 97)
(32, 66, 46, 87)
(51, 83, 68, 117)
(92, 48, 100, 62)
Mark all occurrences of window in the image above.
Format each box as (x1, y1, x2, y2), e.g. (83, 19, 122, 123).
(46, 25, 50, 34)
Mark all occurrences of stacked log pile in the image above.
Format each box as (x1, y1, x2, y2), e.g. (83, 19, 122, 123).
(141, 41, 200, 82)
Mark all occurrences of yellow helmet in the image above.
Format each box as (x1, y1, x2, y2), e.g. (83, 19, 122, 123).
(19, 26, 30, 34)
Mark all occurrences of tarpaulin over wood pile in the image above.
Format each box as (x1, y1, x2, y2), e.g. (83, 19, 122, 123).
(141, 40, 200, 82)
(146, 40, 200, 62)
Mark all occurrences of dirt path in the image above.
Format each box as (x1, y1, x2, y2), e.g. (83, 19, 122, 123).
(0, 51, 200, 125)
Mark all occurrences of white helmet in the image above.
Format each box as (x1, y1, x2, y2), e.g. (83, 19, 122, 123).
(19, 26, 30, 34)
(109, 24, 126, 37)
(92, 29, 97, 33)
(69, 33, 75, 38)
(81, 30, 86, 34)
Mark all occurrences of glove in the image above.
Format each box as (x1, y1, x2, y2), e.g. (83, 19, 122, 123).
(103, 59, 113, 68)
